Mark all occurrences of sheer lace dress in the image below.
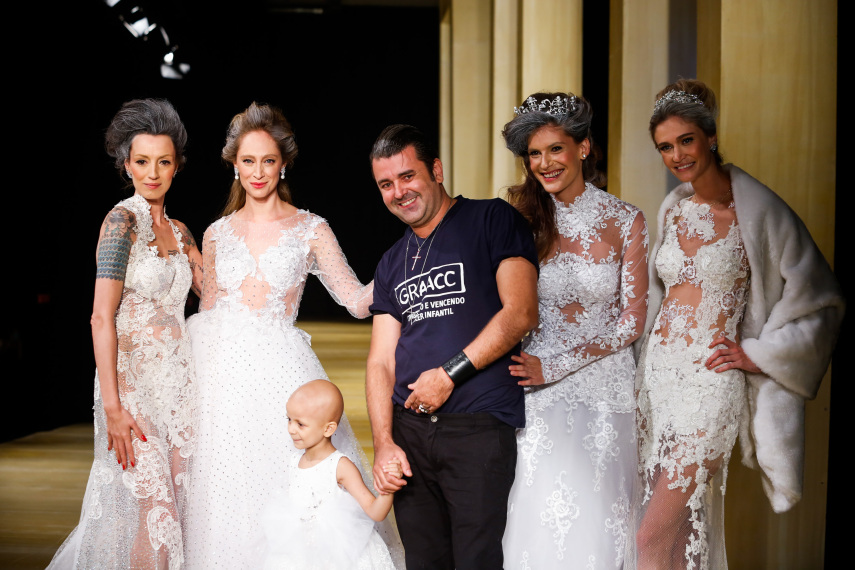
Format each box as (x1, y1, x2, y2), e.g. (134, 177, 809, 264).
(632, 195, 750, 570)
(49, 193, 196, 570)
(503, 184, 648, 569)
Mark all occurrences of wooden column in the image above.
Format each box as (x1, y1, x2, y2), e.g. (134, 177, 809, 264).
(608, 0, 670, 242)
(520, 0, 583, 96)
(701, 2, 837, 568)
(449, 0, 493, 199)
(442, 0, 585, 200)
(439, 0, 453, 195)
(491, 0, 522, 197)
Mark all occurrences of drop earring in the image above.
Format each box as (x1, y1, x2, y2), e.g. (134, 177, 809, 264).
(280, 166, 286, 180)
(711, 143, 718, 153)
(125, 168, 132, 178)
(234, 166, 239, 180)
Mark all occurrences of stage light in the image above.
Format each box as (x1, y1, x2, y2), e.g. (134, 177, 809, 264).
(103, 0, 190, 80)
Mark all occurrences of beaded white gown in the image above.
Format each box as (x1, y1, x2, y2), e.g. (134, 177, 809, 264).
(260, 451, 396, 569)
(631, 196, 749, 570)
(183, 211, 403, 569)
(49, 193, 196, 569)
(503, 185, 648, 569)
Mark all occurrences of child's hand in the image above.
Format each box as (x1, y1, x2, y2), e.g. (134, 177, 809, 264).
(382, 458, 403, 480)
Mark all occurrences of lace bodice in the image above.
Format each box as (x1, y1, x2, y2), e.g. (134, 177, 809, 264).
(526, 184, 649, 388)
(652, 197, 750, 356)
(198, 211, 373, 323)
(120, 195, 193, 312)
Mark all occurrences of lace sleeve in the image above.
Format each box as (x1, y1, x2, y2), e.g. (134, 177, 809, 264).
(198, 226, 220, 312)
(308, 220, 374, 318)
(541, 210, 649, 383)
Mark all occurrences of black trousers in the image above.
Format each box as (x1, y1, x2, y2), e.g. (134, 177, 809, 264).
(392, 404, 517, 570)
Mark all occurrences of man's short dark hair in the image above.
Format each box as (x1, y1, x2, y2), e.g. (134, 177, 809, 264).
(369, 124, 439, 180)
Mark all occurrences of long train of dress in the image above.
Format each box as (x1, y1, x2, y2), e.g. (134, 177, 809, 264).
(183, 211, 403, 569)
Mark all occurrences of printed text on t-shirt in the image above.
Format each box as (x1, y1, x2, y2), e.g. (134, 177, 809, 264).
(396, 263, 466, 319)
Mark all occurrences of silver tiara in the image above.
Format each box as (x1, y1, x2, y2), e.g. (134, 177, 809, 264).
(514, 95, 577, 118)
(653, 90, 703, 113)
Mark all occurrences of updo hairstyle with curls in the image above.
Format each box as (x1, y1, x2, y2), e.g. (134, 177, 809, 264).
(220, 101, 298, 216)
(649, 78, 722, 165)
(502, 91, 605, 261)
(105, 98, 188, 183)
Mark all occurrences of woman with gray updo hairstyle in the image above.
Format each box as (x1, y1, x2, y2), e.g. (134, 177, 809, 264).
(49, 98, 200, 569)
(105, 97, 189, 174)
(501, 91, 649, 568)
(629, 78, 843, 569)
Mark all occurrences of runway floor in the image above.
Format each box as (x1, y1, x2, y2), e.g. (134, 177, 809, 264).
(0, 321, 374, 570)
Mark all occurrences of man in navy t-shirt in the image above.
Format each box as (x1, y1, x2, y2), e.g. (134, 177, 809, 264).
(367, 124, 538, 569)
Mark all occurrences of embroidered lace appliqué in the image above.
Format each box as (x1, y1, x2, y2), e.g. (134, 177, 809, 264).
(636, 195, 750, 570)
(541, 471, 580, 560)
(504, 184, 646, 569)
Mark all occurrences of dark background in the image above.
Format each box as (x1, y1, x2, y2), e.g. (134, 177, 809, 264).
(0, 0, 609, 441)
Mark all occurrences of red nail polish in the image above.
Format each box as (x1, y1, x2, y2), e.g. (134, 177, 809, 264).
(122, 464, 126, 470)
(141, 436, 147, 442)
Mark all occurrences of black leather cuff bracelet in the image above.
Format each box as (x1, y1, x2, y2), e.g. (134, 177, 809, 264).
(442, 351, 477, 386)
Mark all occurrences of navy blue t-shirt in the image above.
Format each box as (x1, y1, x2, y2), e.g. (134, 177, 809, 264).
(370, 196, 538, 428)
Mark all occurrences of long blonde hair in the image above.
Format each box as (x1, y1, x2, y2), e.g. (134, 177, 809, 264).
(220, 102, 298, 216)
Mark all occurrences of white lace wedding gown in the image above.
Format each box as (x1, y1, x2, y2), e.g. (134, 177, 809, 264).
(631, 196, 749, 570)
(503, 185, 648, 569)
(260, 451, 396, 569)
(183, 210, 403, 569)
(49, 193, 196, 569)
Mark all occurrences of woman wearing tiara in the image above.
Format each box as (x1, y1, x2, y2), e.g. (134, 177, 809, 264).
(183, 102, 403, 569)
(630, 79, 843, 569)
(501, 91, 649, 568)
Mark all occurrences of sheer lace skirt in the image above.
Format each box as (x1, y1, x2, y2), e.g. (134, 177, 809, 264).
(628, 341, 745, 570)
(48, 373, 192, 570)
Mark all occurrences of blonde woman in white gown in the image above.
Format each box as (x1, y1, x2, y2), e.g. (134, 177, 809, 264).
(183, 102, 403, 569)
(501, 92, 649, 569)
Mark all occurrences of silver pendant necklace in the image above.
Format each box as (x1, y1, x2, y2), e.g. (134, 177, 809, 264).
(409, 233, 431, 270)
(404, 204, 451, 280)
(405, 225, 439, 275)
